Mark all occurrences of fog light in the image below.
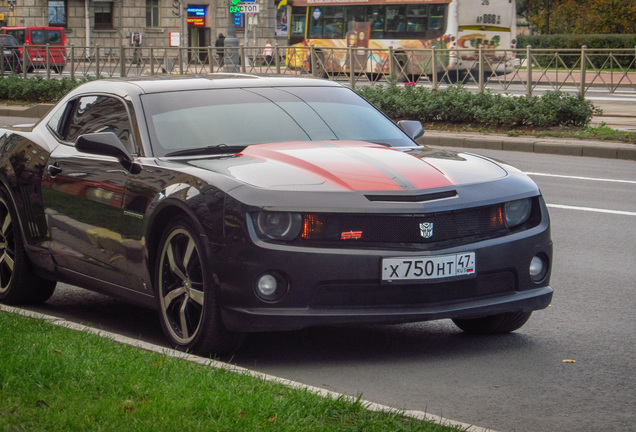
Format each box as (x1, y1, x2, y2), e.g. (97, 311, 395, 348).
(529, 255, 547, 282)
(258, 274, 277, 296)
(255, 272, 288, 302)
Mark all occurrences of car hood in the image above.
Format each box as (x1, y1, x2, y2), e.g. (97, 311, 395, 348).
(186, 141, 508, 192)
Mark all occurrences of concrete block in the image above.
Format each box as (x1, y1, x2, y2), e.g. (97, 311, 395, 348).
(581, 146, 618, 159)
(464, 137, 503, 150)
(617, 146, 636, 161)
(534, 141, 583, 156)
(502, 140, 535, 152)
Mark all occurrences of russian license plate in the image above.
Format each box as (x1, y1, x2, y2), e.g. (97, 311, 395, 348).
(382, 252, 475, 282)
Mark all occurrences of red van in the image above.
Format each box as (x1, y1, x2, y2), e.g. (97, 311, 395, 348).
(0, 26, 67, 72)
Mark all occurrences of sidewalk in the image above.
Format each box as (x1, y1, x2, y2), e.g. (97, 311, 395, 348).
(2, 103, 634, 161)
(417, 131, 636, 161)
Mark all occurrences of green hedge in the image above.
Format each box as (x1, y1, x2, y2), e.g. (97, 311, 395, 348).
(0, 75, 95, 103)
(355, 82, 598, 127)
(517, 34, 636, 69)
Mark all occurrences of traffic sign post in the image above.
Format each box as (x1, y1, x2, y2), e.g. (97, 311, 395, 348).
(229, 3, 260, 14)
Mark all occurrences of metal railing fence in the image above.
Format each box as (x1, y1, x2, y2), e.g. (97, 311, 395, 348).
(0, 43, 634, 97)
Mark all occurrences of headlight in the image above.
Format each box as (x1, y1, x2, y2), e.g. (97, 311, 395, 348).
(254, 212, 302, 241)
(504, 198, 532, 228)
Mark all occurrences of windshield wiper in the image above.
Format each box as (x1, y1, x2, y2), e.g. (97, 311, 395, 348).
(164, 144, 247, 157)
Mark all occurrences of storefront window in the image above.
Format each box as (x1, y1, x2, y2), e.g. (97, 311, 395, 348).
(48, 0, 67, 26)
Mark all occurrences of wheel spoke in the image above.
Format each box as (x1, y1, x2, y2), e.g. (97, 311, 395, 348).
(179, 299, 190, 339)
(166, 243, 188, 282)
(163, 286, 185, 309)
(1, 212, 10, 236)
(0, 252, 14, 272)
(182, 237, 196, 274)
(189, 285, 204, 306)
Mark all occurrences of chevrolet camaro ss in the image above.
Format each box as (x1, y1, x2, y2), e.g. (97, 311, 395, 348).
(0, 75, 553, 355)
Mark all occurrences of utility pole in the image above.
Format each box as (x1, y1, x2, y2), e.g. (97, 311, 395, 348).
(225, 0, 240, 72)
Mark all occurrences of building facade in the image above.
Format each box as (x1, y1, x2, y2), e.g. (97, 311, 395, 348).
(0, 0, 285, 51)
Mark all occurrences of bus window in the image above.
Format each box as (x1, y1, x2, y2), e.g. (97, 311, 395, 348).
(290, 8, 307, 38)
(322, 7, 344, 38)
(368, 6, 385, 38)
(406, 5, 428, 33)
(308, 7, 325, 37)
(344, 6, 365, 32)
(428, 5, 447, 37)
(386, 6, 405, 33)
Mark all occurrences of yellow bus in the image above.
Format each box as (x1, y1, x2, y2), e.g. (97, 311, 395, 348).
(286, 0, 518, 80)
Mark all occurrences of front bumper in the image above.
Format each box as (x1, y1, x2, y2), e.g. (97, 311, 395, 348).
(215, 222, 553, 332)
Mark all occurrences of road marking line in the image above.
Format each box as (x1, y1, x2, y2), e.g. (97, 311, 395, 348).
(0, 304, 496, 432)
(547, 204, 636, 217)
(526, 172, 636, 185)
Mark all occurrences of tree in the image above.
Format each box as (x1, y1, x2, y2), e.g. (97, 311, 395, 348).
(525, 0, 636, 34)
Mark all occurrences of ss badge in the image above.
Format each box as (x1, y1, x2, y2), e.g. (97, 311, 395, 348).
(419, 222, 434, 239)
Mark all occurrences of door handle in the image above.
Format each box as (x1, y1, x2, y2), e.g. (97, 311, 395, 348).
(47, 163, 62, 177)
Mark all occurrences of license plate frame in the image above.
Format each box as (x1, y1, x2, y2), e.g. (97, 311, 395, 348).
(382, 252, 476, 282)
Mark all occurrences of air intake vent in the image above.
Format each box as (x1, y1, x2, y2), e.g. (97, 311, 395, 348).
(365, 190, 457, 203)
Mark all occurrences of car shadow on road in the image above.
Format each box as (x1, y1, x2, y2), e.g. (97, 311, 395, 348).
(231, 322, 538, 368)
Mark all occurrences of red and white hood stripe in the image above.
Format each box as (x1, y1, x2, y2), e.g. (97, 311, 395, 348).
(195, 141, 507, 192)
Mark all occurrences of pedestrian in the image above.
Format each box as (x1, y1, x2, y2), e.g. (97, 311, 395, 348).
(215, 33, 225, 68)
(263, 39, 273, 66)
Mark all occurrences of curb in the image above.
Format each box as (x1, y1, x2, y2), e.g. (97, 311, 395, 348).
(417, 132, 636, 161)
(0, 103, 55, 118)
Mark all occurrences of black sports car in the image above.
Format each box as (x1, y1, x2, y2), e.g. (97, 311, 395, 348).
(0, 75, 553, 355)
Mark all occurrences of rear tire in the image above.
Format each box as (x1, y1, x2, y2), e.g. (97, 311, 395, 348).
(0, 192, 56, 305)
(452, 312, 532, 334)
(155, 217, 244, 356)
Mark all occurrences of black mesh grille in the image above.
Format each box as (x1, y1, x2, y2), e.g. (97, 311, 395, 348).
(313, 272, 515, 308)
(300, 204, 507, 245)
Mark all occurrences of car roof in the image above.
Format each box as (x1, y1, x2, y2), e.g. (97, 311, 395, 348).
(71, 74, 344, 97)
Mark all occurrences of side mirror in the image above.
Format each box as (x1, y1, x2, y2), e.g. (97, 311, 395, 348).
(76, 132, 141, 174)
(397, 120, 424, 140)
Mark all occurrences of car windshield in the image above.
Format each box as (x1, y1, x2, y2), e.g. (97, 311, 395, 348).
(141, 86, 417, 157)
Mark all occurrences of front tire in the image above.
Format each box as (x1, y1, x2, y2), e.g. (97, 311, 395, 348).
(0, 192, 56, 305)
(155, 217, 244, 356)
(452, 312, 532, 334)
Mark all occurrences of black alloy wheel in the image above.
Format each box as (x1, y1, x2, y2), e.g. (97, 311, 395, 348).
(0, 192, 56, 305)
(156, 217, 243, 356)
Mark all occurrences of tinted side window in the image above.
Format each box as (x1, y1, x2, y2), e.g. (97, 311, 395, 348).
(31, 30, 46, 45)
(47, 30, 62, 44)
(63, 95, 133, 152)
(5, 30, 25, 44)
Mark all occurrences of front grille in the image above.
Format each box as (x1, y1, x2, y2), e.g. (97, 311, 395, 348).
(312, 271, 515, 308)
(300, 204, 507, 246)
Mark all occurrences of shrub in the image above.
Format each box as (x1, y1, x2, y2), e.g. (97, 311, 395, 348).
(0, 75, 95, 103)
(355, 82, 598, 128)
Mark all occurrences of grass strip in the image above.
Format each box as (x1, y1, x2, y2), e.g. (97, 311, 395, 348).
(0, 311, 464, 432)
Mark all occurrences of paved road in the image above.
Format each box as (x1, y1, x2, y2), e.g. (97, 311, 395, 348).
(17, 148, 635, 432)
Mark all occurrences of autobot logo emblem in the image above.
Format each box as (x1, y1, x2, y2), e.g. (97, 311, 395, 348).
(419, 222, 434, 238)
